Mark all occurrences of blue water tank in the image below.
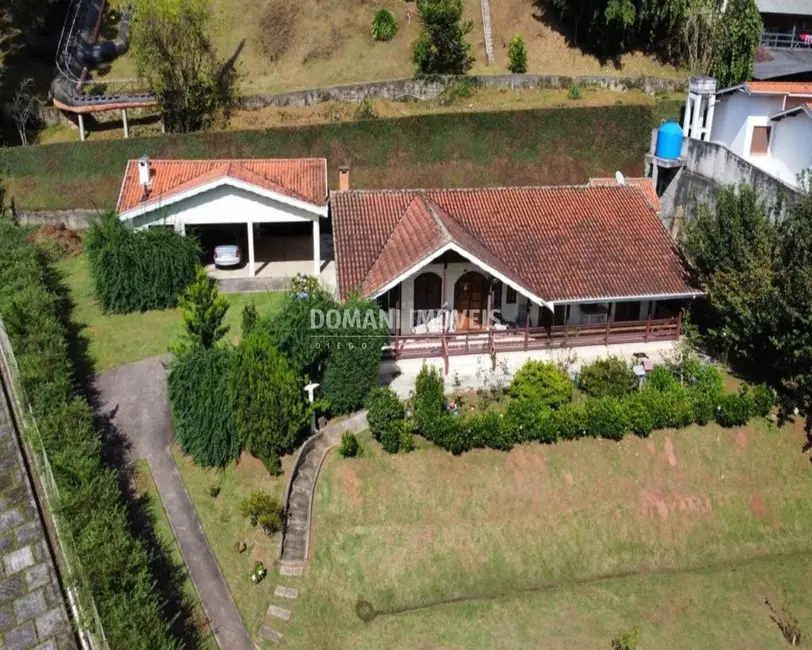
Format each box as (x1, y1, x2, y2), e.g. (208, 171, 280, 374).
(655, 121, 684, 160)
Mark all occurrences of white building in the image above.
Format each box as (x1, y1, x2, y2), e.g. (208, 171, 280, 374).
(685, 79, 812, 187)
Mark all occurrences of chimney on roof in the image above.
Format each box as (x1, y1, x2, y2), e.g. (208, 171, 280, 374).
(338, 164, 350, 192)
(138, 155, 152, 199)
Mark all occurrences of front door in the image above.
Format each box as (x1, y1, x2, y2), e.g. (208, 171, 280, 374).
(454, 272, 486, 330)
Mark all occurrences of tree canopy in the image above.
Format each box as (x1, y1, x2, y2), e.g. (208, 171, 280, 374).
(413, 0, 474, 74)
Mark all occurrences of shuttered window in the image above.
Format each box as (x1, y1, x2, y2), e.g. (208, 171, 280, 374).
(750, 126, 771, 155)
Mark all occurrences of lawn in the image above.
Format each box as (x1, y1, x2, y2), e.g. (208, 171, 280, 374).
(171, 446, 294, 643)
(132, 460, 218, 650)
(268, 420, 812, 649)
(55, 254, 284, 371)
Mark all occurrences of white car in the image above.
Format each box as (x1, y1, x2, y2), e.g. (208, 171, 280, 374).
(213, 244, 241, 267)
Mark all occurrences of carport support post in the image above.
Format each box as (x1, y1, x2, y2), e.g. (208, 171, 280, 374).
(78, 114, 85, 142)
(247, 221, 255, 277)
(312, 218, 320, 277)
(122, 109, 129, 139)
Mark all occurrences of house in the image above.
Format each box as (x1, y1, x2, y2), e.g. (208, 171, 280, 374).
(116, 157, 330, 282)
(330, 178, 698, 368)
(758, 0, 812, 52)
(687, 80, 812, 187)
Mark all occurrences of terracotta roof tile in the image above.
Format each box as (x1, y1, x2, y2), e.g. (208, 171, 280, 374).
(587, 177, 661, 212)
(117, 158, 327, 213)
(331, 185, 695, 303)
(745, 81, 812, 95)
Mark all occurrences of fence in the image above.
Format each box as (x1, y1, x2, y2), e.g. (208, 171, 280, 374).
(760, 28, 812, 49)
(0, 319, 106, 650)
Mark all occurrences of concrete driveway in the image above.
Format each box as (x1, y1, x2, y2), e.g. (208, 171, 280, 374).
(94, 356, 253, 650)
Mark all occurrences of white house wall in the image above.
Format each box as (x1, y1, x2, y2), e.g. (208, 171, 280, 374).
(131, 185, 318, 230)
(711, 93, 784, 157)
(770, 115, 812, 185)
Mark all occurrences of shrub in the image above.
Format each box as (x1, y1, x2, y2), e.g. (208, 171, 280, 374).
(413, 0, 474, 74)
(585, 396, 627, 440)
(431, 415, 470, 455)
(468, 411, 511, 450)
(355, 95, 378, 120)
(0, 219, 178, 649)
(692, 364, 724, 397)
(209, 485, 221, 498)
(85, 210, 199, 313)
(568, 84, 582, 100)
(241, 300, 259, 337)
(689, 388, 715, 425)
(579, 357, 637, 398)
(379, 420, 404, 453)
(339, 432, 359, 457)
(751, 383, 774, 417)
(372, 8, 398, 41)
(509, 360, 573, 408)
(366, 387, 405, 440)
(414, 364, 445, 437)
(715, 390, 753, 427)
(611, 625, 640, 650)
(231, 330, 307, 473)
(399, 426, 415, 452)
(239, 491, 283, 534)
(646, 365, 677, 392)
(625, 393, 654, 437)
(507, 35, 528, 73)
(553, 403, 587, 440)
(168, 346, 241, 467)
(505, 396, 557, 444)
(644, 385, 694, 429)
(175, 267, 230, 350)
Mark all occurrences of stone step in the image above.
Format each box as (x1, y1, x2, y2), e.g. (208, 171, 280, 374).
(281, 548, 305, 563)
(267, 605, 292, 621)
(282, 539, 306, 556)
(274, 585, 299, 599)
(261, 625, 284, 643)
(279, 563, 303, 577)
(285, 519, 308, 533)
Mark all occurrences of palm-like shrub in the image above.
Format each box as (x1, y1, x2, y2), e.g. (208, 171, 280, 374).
(372, 8, 398, 42)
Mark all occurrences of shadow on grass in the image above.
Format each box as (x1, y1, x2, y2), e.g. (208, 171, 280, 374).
(42, 252, 209, 649)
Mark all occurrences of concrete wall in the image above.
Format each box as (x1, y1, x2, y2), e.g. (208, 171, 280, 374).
(12, 208, 98, 230)
(240, 74, 686, 110)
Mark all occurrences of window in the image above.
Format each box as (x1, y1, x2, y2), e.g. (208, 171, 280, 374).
(614, 301, 642, 322)
(750, 126, 771, 156)
(505, 286, 517, 304)
(554, 304, 568, 326)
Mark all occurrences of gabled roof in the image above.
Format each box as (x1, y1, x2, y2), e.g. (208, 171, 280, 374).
(587, 177, 661, 213)
(331, 185, 697, 305)
(771, 101, 812, 120)
(756, 0, 812, 15)
(117, 158, 328, 215)
(717, 80, 812, 97)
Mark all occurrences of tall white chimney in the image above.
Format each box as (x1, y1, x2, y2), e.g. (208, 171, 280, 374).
(138, 155, 152, 198)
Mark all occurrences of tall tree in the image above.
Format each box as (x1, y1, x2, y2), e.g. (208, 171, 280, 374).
(175, 267, 230, 351)
(130, 0, 237, 132)
(711, 0, 761, 87)
(413, 0, 474, 74)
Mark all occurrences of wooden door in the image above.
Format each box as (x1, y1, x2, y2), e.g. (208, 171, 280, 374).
(454, 272, 486, 330)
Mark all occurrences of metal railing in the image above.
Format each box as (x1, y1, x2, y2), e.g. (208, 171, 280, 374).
(760, 28, 812, 49)
(0, 319, 107, 650)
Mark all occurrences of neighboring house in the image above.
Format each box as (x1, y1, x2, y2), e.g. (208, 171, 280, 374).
(116, 157, 329, 279)
(331, 180, 698, 365)
(698, 81, 812, 187)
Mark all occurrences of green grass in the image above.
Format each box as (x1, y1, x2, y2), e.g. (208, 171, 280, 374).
(55, 254, 284, 371)
(273, 420, 812, 649)
(3, 103, 681, 210)
(171, 446, 293, 643)
(132, 460, 218, 650)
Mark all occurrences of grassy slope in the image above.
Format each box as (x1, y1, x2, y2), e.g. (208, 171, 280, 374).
(132, 460, 218, 650)
(56, 254, 283, 371)
(3, 102, 680, 210)
(276, 422, 812, 649)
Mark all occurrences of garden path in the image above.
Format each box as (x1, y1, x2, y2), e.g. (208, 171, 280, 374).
(94, 356, 253, 650)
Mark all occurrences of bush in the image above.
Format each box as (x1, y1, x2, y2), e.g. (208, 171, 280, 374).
(355, 95, 378, 120)
(0, 219, 178, 649)
(241, 300, 258, 337)
(751, 383, 774, 417)
(85, 211, 199, 313)
(379, 419, 405, 453)
(507, 35, 528, 73)
(644, 385, 694, 429)
(692, 364, 724, 398)
(505, 396, 557, 444)
(209, 485, 221, 498)
(175, 267, 229, 350)
(168, 346, 241, 467)
(467, 411, 511, 450)
(413, 0, 474, 75)
(568, 84, 582, 100)
(646, 365, 677, 392)
(553, 403, 587, 440)
(231, 330, 307, 473)
(339, 432, 359, 458)
(625, 393, 654, 437)
(372, 8, 398, 41)
(585, 396, 627, 440)
(579, 357, 637, 398)
(611, 625, 640, 650)
(366, 387, 405, 440)
(399, 426, 415, 452)
(509, 360, 572, 408)
(715, 390, 753, 427)
(239, 491, 283, 534)
(414, 364, 445, 437)
(689, 388, 715, 425)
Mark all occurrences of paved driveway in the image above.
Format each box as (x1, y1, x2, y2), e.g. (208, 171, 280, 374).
(94, 356, 253, 650)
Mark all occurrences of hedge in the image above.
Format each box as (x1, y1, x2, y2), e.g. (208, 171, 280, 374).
(0, 218, 179, 649)
(85, 211, 199, 313)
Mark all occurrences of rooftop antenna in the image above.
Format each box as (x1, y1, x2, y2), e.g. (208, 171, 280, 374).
(615, 170, 626, 186)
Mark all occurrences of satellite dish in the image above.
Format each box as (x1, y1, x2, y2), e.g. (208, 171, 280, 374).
(615, 170, 626, 186)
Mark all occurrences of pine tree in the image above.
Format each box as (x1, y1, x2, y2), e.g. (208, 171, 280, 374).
(176, 267, 230, 350)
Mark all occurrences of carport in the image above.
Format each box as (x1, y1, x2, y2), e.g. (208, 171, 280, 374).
(116, 157, 329, 279)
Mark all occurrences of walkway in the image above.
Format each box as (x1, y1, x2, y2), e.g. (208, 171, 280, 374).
(0, 378, 77, 649)
(94, 357, 253, 650)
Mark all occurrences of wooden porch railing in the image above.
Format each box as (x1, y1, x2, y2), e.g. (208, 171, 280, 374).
(760, 28, 812, 49)
(386, 315, 681, 363)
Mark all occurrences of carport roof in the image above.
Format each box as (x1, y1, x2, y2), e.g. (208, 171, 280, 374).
(117, 158, 328, 214)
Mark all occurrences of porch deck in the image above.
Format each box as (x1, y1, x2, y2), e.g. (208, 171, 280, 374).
(386, 316, 681, 366)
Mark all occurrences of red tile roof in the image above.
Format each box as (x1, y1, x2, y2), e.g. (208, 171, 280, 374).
(745, 81, 812, 95)
(587, 177, 661, 213)
(331, 185, 696, 303)
(117, 159, 328, 214)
